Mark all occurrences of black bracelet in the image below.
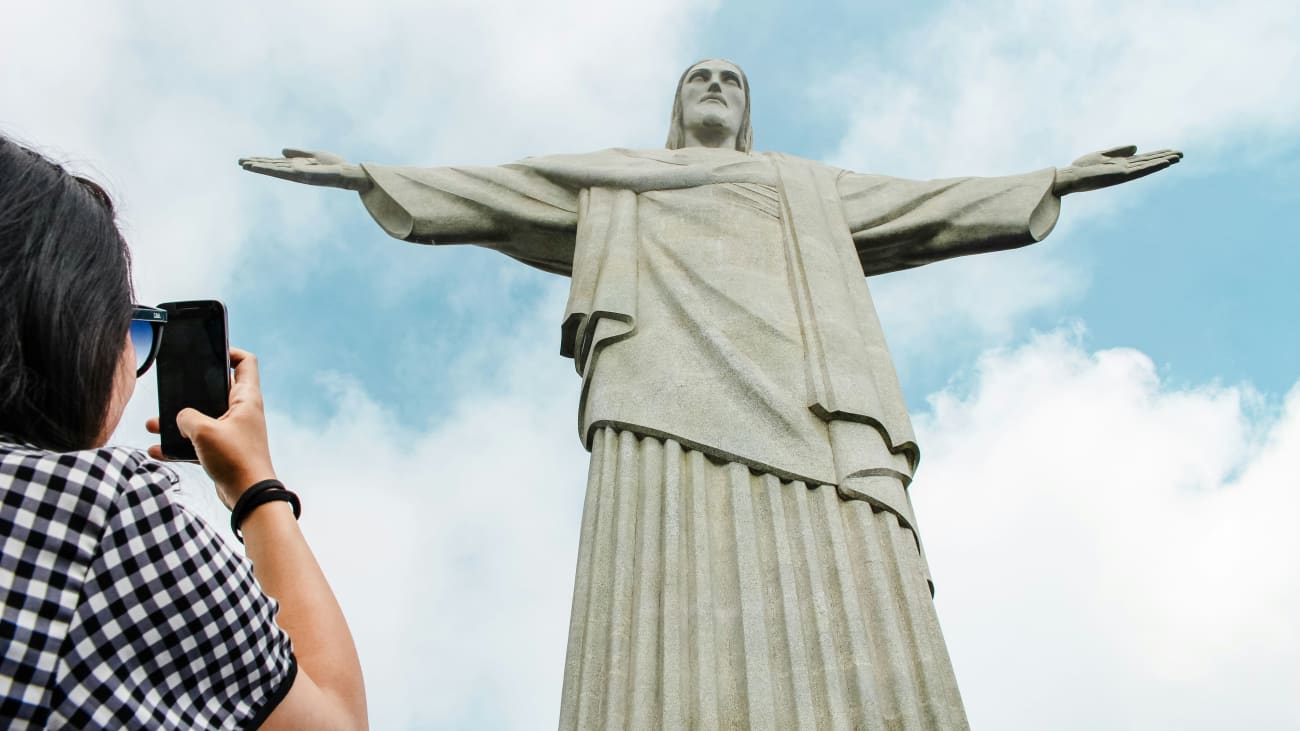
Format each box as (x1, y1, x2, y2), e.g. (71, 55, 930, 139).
(230, 479, 301, 543)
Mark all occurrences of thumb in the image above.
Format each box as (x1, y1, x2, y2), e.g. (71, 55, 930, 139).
(175, 408, 216, 441)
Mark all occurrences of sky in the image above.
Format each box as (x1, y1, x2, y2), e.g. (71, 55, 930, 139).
(3, 1, 1298, 728)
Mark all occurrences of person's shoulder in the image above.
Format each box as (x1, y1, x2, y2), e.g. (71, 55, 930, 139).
(0, 438, 179, 520)
(0, 440, 186, 598)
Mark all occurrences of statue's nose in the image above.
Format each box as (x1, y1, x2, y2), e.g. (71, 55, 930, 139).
(708, 81, 722, 92)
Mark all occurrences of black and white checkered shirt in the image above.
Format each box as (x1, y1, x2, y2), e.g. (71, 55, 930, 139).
(0, 437, 296, 729)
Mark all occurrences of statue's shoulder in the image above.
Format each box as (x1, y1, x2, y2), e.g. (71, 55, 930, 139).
(527, 147, 794, 168)
(762, 151, 848, 175)
(519, 148, 798, 190)
(597, 148, 718, 166)
(612, 147, 769, 166)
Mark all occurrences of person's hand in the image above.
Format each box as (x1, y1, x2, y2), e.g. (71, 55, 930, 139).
(238, 148, 373, 193)
(1053, 145, 1182, 196)
(146, 348, 277, 510)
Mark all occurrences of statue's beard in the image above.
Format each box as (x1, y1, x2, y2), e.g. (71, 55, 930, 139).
(688, 107, 734, 137)
(696, 103, 729, 128)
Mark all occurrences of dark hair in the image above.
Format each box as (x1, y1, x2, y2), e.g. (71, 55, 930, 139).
(0, 135, 134, 451)
(665, 58, 754, 153)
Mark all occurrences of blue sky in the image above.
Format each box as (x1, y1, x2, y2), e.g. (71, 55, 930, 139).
(4, 1, 1298, 728)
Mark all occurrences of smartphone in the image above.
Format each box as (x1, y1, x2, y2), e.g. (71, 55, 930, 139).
(155, 300, 231, 462)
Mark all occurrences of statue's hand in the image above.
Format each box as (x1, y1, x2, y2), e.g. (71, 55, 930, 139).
(238, 148, 372, 193)
(1053, 145, 1182, 196)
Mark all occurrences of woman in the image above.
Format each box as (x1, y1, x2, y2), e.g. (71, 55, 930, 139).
(0, 135, 366, 729)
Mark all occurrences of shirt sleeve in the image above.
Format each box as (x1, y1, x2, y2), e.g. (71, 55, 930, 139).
(48, 461, 295, 730)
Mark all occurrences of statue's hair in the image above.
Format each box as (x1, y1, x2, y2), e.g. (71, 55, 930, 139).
(666, 59, 753, 153)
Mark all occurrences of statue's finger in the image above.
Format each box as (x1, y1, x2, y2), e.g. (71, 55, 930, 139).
(240, 156, 292, 166)
(1102, 144, 1138, 158)
(240, 161, 298, 179)
(283, 148, 317, 159)
(239, 161, 282, 172)
(1128, 152, 1183, 170)
(1126, 150, 1179, 164)
(1126, 158, 1174, 179)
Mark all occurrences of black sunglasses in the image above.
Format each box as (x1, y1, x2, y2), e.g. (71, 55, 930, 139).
(130, 305, 167, 377)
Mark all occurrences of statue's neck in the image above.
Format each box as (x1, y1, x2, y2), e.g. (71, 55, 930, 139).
(682, 128, 738, 151)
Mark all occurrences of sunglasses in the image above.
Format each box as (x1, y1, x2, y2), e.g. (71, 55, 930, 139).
(130, 305, 167, 377)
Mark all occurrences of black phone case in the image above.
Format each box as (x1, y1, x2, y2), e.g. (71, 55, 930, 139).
(155, 300, 230, 462)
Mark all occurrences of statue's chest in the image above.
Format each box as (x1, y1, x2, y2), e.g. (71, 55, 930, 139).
(635, 183, 784, 270)
(631, 183, 793, 323)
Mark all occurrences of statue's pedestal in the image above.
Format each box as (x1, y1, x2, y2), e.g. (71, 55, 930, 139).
(560, 428, 968, 730)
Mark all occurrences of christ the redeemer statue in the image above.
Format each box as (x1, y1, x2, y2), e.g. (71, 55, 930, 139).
(242, 59, 1179, 730)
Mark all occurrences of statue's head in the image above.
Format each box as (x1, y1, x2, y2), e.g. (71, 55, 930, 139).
(666, 58, 753, 153)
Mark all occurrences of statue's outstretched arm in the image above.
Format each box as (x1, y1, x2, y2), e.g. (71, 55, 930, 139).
(1053, 145, 1182, 196)
(240, 148, 580, 276)
(239, 149, 373, 193)
(843, 144, 1182, 275)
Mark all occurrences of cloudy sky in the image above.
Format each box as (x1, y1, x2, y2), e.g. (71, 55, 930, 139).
(4, 1, 1298, 728)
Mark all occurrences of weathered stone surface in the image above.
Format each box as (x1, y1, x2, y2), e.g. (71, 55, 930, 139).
(562, 430, 966, 730)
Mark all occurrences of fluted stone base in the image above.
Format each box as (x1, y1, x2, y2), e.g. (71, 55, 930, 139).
(560, 428, 968, 730)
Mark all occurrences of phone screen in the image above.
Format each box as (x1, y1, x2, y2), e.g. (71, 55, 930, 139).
(156, 300, 230, 461)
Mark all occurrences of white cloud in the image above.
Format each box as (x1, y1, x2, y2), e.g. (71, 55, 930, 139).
(823, 0, 1300, 357)
(273, 355, 588, 728)
(911, 329, 1300, 730)
(1, 0, 715, 303)
(869, 238, 1089, 371)
(827, 0, 1300, 179)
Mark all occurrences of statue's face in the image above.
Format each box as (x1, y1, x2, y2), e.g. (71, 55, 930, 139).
(678, 60, 747, 143)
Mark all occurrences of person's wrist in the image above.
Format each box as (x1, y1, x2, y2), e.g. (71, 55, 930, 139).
(230, 479, 300, 542)
(240, 499, 296, 528)
(219, 469, 279, 509)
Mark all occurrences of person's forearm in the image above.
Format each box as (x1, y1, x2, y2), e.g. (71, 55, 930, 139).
(242, 501, 367, 727)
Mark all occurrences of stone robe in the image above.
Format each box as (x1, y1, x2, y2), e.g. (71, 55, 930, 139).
(358, 147, 1060, 728)
(358, 147, 1059, 534)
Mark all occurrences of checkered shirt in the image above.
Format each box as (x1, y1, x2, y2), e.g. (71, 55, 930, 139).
(0, 438, 296, 729)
